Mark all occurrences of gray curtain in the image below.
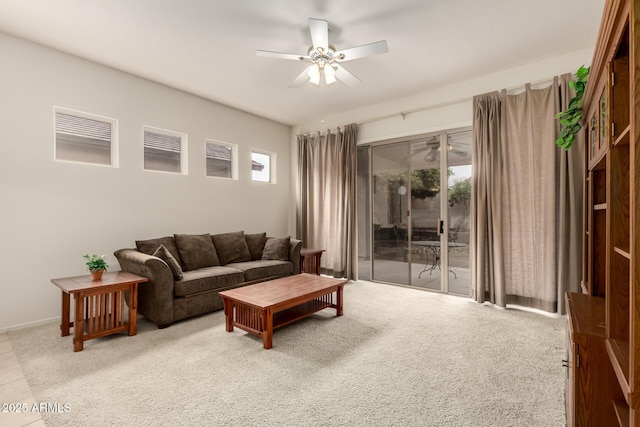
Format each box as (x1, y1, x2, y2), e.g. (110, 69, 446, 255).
(471, 92, 506, 306)
(297, 123, 357, 279)
(472, 75, 583, 314)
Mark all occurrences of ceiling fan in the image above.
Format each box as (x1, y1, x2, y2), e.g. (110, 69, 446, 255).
(415, 138, 468, 162)
(256, 18, 388, 88)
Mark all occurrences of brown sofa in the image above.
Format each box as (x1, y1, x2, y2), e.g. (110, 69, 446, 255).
(114, 231, 302, 328)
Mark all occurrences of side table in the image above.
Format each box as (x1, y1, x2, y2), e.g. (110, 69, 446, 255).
(51, 271, 148, 352)
(300, 248, 325, 275)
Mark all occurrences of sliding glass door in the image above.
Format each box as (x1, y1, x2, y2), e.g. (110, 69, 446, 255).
(409, 135, 444, 291)
(359, 129, 471, 296)
(445, 131, 471, 295)
(371, 142, 410, 285)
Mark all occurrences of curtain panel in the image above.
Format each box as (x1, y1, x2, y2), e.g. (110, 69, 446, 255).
(471, 91, 506, 307)
(296, 123, 357, 279)
(472, 75, 583, 314)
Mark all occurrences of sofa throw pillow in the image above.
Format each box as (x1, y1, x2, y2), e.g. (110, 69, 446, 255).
(136, 236, 183, 266)
(174, 234, 220, 271)
(245, 232, 267, 260)
(152, 244, 183, 280)
(262, 236, 290, 261)
(211, 231, 252, 265)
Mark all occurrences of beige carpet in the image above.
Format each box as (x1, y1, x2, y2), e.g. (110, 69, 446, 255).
(8, 280, 566, 426)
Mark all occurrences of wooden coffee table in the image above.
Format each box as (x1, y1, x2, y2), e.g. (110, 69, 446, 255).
(51, 271, 148, 352)
(219, 273, 347, 349)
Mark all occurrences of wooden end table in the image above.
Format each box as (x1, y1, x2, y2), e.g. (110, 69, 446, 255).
(51, 271, 148, 352)
(300, 248, 325, 275)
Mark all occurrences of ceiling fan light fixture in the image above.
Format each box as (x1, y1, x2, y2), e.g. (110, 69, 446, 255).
(307, 64, 321, 85)
(324, 64, 337, 85)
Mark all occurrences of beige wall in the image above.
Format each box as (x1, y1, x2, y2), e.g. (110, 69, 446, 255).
(0, 33, 292, 331)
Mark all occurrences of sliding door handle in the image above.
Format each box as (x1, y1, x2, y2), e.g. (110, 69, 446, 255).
(436, 218, 444, 236)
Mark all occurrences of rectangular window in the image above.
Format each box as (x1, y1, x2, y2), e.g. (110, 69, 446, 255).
(206, 140, 237, 179)
(251, 150, 274, 183)
(143, 126, 187, 174)
(54, 107, 117, 166)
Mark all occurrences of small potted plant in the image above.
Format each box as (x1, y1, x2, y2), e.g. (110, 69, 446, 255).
(84, 254, 109, 281)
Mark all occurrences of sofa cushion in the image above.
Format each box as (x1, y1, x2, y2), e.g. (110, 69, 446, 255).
(152, 244, 183, 280)
(245, 232, 267, 260)
(174, 234, 220, 271)
(262, 236, 290, 261)
(211, 231, 251, 265)
(226, 260, 293, 282)
(136, 236, 182, 266)
(174, 266, 245, 298)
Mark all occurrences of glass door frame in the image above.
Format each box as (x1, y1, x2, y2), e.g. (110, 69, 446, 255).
(360, 126, 472, 296)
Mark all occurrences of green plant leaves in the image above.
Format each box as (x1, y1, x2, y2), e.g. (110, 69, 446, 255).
(83, 254, 109, 272)
(556, 65, 589, 150)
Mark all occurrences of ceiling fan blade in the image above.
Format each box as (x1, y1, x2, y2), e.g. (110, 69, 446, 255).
(256, 50, 307, 61)
(450, 149, 468, 157)
(289, 66, 312, 88)
(334, 64, 361, 87)
(309, 18, 328, 50)
(413, 146, 430, 154)
(335, 40, 388, 62)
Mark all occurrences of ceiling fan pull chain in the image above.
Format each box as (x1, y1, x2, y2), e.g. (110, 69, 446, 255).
(321, 78, 325, 125)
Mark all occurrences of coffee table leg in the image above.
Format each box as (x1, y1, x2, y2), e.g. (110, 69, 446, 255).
(73, 293, 84, 352)
(263, 308, 273, 349)
(61, 291, 70, 337)
(223, 297, 234, 332)
(336, 285, 344, 317)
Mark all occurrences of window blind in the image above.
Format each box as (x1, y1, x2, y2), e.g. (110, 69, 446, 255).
(144, 130, 181, 152)
(55, 112, 111, 142)
(205, 143, 231, 161)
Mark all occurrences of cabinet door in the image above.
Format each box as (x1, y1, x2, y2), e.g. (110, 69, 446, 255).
(565, 327, 575, 426)
(588, 111, 598, 165)
(588, 89, 607, 168)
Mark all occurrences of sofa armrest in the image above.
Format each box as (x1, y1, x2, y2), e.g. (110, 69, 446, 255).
(114, 248, 175, 327)
(289, 238, 303, 274)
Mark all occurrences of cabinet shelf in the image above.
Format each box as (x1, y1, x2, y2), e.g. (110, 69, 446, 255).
(594, 203, 608, 211)
(607, 338, 631, 403)
(614, 246, 631, 259)
(614, 124, 631, 146)
(614, 399, 630, 427)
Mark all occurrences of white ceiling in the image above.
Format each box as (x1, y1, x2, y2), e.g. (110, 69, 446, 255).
(0, 0, 605, 126)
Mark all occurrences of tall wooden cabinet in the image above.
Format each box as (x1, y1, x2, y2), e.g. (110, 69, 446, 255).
(567, 0, 640, 425)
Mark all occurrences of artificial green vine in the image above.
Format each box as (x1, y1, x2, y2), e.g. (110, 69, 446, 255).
(555, 65, 590, 150)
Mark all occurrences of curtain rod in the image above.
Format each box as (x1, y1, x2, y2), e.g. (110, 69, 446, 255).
(356, 75, 561, 126)
(299, 126, 341, 137)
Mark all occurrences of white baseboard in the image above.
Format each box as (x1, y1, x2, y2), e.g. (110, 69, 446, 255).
(0, 317, 58, 334)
